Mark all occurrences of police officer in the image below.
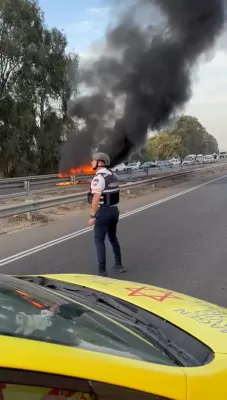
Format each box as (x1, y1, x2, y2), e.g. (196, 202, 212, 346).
(88, 152, 126, 276)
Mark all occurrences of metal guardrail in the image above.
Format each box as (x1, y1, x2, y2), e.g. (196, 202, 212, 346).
(0, 164, 223, 218)
(0, 160, 222, 186)
(0, 171, 125, 185)
(0, 163, 208, 186)
(0, 163, 219, 200)
(0, 173, 97, 188)
(0, 173, 58, 184)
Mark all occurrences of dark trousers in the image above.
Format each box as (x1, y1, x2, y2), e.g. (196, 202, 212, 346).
(94, 206, 122, 272)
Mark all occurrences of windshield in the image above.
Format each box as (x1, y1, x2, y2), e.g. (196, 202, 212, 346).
(0, 275, 177, 366)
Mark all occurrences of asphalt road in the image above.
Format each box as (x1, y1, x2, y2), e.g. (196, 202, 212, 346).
(0, 168, 227, 308)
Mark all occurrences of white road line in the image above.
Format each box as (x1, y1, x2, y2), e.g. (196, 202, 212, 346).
(0, 173, 226, 267)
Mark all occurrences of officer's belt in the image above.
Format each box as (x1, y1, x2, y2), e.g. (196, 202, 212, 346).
(98, 204, 117, 208)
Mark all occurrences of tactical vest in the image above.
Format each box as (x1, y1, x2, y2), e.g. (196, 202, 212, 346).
(88, 171, 120, 206)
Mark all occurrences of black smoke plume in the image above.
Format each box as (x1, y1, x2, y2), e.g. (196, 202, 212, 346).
(59, 0, 226, 172)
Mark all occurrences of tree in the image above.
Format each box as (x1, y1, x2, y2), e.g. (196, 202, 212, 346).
(33, 27, 74, 174)
(0, 94, 38, 176)
(144, 115, 219, 162)
(171, 115, 218, 155)
(0, 0, 79, 177)
(0, 0, 44, 101)
(171, 115, 206, 155)
(203, 132, 219, 154)
(0, 0, 44, 176)
(33, 34, 79, 174)
(62, 53, 78, 118)
(147, 131, 185, 160)
(37, 111, 64, 174)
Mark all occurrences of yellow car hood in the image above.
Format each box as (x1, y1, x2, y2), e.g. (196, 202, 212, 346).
(40, 274, 227, 354)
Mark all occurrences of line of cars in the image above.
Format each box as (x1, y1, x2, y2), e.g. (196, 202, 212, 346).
(112, 154, 218, 172)
(181, 154, 218, 166)
(111, 160, 171, 172)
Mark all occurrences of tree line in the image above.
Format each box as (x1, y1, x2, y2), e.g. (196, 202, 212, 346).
(0, 0, 78, 177)
(0, 0, 219, 177)
(143, 115, 218, 162)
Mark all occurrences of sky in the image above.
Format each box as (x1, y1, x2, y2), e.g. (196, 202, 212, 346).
(38, 0, 227, 150)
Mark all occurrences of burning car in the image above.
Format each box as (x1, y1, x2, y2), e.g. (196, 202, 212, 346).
(0, 273, 226, 399)
(56, 165, 95, 186)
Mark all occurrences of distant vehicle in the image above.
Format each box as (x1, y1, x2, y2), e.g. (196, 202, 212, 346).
(182, 159, 193, 165)
(140, 161, 156, 169)
(111, 163, 127, 172)
(169, 158, 181, 166)
(125, 162, 141, 170)
(156, 160, 171, 167)
(219, 151, 227, 160)
(182, 155, 197, 165)
(182, 157, 194, 165)
(187, 154, 196, 160)
(196, 154, 203, 163)
(203, 155, 215, 164)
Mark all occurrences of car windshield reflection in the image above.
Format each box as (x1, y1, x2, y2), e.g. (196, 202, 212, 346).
(0, 275, 177, 366)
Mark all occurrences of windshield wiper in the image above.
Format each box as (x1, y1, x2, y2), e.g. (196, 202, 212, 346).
(90, 294, 200, 367)
(44, 284, 198, 366)
(16, 277, 210, 367)
(24, 278, 199, 367)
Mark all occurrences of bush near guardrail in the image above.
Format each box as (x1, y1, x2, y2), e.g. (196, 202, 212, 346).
(0, 163, 224, 219)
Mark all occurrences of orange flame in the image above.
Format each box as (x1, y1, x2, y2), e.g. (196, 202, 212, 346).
(58, 164, 95, 178)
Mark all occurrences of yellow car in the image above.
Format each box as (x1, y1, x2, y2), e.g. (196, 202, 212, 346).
(0, 273, 226, 400)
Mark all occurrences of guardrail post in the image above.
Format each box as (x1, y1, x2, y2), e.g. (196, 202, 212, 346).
(129, 169, 132, 181)
(24, 181, 32, 220)
(27, 182, 32, 220)
(72, 176, 76, 188)
(24, 180, 30, 196)
(26, 181, 30, 197)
